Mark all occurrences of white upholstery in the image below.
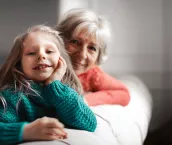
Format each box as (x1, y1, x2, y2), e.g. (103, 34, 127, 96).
(91, 75, 152, 145)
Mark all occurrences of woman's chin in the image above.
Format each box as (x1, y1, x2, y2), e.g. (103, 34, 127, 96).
(75, 69, 85, 75)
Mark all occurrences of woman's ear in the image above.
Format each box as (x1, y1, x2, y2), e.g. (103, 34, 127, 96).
(95, 52, 101, 65)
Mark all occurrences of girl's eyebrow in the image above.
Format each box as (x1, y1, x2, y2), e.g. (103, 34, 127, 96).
(24, 42, 57, 49)
(45, 43, 57, 49)
(23, 45, 38, 51)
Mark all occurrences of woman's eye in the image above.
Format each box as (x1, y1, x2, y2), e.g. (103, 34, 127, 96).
(27, 52, 36, 55)
(70, 39, 79, 45)
(89, 46, 97, 52)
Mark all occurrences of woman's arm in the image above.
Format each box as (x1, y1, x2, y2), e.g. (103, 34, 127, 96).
(85, 90, 129, 106)
(79, 66, 130, 106)
(42, 80, 97, 132)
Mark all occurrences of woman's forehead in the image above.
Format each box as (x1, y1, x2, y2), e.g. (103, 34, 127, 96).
(73, 31, 101, 46)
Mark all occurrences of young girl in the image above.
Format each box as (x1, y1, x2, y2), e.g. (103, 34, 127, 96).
(0, 25, 97, 145)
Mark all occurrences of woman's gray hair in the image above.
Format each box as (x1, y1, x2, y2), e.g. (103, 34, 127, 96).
(56, 8, 111, 64)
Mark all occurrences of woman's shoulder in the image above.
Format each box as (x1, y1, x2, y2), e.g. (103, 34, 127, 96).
(84, 66, 104, 76)
(89, 66, 102, 72)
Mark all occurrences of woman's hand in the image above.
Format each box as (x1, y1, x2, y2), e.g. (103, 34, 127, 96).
(23, 117, 67, 141)
(45, 56, 67, 85)
(83, 98, 89, 105)
(83, 92, 91, 105)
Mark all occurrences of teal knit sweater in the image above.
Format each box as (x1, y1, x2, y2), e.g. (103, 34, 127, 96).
(0, 80, 97, 145)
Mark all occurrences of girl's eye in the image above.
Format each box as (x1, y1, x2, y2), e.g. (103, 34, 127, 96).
(70, 39, 79, 45)
(46, 50, 54, 54)
(89, 46, 97, 52)
(27, 52, 36, 55)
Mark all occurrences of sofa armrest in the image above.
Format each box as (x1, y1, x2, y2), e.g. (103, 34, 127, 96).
(119, 75, 153, 141)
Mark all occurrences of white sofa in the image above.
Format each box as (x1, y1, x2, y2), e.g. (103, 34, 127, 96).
(19, 76, 152, 145)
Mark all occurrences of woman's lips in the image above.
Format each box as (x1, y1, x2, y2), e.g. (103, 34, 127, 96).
(72, 61, 86, 67)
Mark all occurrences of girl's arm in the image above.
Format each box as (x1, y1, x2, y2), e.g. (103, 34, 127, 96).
(0, 122, 27, 145)
(79, 66, 130, 106)
(0, 91, 67, 144)
(42, 80, 97, 132)
(0, 93, 28, 145)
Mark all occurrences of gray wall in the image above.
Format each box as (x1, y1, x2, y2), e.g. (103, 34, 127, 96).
(0, 0, 58, 64)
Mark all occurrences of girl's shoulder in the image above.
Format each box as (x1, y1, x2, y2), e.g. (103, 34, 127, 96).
(0, 88, 23, 100)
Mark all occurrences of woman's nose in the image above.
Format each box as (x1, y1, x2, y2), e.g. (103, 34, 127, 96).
(79, 47, 87, 59)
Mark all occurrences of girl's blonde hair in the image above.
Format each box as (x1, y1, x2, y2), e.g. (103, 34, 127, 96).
(0, 25, 82, 96)
(56, 8, 111, 64)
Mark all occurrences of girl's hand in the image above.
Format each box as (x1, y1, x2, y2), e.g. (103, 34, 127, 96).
(45, 56, 67, 85)
(23, 117, 68, 141)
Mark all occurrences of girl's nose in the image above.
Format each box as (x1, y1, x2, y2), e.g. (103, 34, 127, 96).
(37, 56, 45, 60)
(37, 52, 46, 60)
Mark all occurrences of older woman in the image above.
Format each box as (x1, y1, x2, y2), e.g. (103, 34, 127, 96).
(56, 8, 130, 106)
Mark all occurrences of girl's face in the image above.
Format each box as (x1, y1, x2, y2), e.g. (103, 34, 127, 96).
(66, 33, 99, 75)
(21, 31, 60, 82)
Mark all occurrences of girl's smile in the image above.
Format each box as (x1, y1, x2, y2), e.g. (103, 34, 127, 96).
(21, 31, 61, 82)
(33, 64, 51, 70)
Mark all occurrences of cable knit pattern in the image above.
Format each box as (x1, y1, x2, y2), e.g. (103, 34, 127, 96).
(78, 66, 130, 106)
(42, 80, 97, 131)
(0, 81, 97, 145)
(0, 122, 28, 145)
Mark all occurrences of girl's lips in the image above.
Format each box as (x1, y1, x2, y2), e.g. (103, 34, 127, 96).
(33, 64, 51, 70)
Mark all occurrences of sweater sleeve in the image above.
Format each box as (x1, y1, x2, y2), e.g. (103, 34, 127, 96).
(42, 80, 97, 132)
(0, 122, 28, 145)
(0, 90, 29, 145)
(79, 66, 130, 106)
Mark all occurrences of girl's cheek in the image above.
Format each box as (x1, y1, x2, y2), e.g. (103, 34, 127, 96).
(55, 57, 60, 67)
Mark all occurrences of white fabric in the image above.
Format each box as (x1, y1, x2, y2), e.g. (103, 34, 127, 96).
(91, 75, 153, 145)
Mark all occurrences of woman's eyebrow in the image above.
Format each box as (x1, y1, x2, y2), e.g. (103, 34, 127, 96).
(90, 42, 99, 47)
(73, 36, 81, 41)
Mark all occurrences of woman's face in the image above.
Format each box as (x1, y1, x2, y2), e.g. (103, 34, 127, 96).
(66, 33, 99, 75)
